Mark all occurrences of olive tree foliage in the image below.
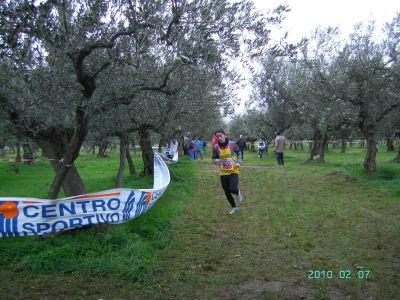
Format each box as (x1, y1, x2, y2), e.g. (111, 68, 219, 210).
(377, 108, 400, 152)
(250, 53, 300, 132)
(0, 0, 287, 198)
(0, 117, 16, 156)
(228, 110, 273, 141)
(84, 0, 288, 176)
(251, 27, 359, 162)
(157, 66, 226, 139)
(250, 16, 400, 172)
(330, 17, 400, 173)
(89, 21, 249, 176)
(299, 28, 358, 161)
(93, 58, 228, 177)
(0, 0, 171, 198)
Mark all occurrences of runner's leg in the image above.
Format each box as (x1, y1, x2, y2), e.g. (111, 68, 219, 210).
(229, 173, 239, 195)
(220, 175, 236, 207)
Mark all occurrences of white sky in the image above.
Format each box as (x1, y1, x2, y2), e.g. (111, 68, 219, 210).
(233, 0, 400, 114)
(255, 0, 400, 42)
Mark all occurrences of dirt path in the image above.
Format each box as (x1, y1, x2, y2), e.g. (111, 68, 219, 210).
(142, 162, 326, 299)
(140, 159, 399, 299)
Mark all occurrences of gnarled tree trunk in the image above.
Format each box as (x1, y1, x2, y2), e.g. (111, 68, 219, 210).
(126, 145, 136, 175)
(138, 127, 153, 176)
(15, 142, 22, 163)
(363, 137, 377, 173)
(341, 138, 346, 153)
(358, 108, 378, 174)
(22, 143, 34, 165)
(97, 142, 109, 158)
(158, 133, 166, 154)
(309, 128, 328, 162)
(37, 131, 86, 198)
(386, 136, 395, 152)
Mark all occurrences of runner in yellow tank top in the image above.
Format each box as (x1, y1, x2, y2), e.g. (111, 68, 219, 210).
(212, 128, 244, 214)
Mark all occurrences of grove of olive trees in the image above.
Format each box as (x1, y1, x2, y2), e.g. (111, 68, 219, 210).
(246, 16, 400, 173)
(0, 0, 288, 198)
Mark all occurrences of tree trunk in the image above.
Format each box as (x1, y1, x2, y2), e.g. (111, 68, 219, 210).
(358, 107, 378, 174)
(341, 138, 346, 153)
(158, 134, 166, 153)
(363, 138, 377, 173)
(97, 142, 109, 158)
(308, 141, 313, 153)
(37, 131, 86, 199)
(115, 135, 128, 188)
(138, 127, 153, 176)
(386, 136, 395, 152)
(15, 142, 22, 163)
(22, 143, 34, 165)
(126, 145, 136, 175)
(0, 138, 5, 157)
(59, 165, 86, 197)
(309, 129, 328, 162)
(394, 144, 400, 163)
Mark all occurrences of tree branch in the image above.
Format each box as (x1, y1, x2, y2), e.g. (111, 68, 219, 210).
(376, 101, 400, 124)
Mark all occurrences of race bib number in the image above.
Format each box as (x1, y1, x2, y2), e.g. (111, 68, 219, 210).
(220, 158, 234, 170)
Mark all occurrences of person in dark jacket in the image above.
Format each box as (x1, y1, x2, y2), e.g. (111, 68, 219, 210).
(236, 134, 247, 161)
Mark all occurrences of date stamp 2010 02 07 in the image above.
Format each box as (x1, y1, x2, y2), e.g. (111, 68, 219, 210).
(307, 269, 371, 280)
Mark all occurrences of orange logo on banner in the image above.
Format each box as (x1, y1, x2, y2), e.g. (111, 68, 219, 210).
(145, 192, 152, 204)
(0, 201, 19, 219)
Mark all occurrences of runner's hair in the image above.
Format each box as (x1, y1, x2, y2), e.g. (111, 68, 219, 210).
(215, 128, 226, 135)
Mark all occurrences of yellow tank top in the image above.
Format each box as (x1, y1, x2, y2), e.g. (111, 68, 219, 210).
(218, 145, 240, 176)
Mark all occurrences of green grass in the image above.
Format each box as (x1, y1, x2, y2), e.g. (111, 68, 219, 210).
(268, 143, 400, 197)
(0, 145, 399, 299)
(135, 144, 399, 299)
(0, 152, 196, 283)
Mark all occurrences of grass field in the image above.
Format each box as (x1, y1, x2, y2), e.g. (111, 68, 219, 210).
(0, 144, 399, 299)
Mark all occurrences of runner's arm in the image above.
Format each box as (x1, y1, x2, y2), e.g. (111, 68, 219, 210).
(212, 144, 220, 164)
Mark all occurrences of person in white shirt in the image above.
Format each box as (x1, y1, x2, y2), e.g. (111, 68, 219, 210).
(258, 138, 266, 158)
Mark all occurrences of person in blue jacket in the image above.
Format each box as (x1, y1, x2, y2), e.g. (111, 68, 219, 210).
(194, 137, 203, 160)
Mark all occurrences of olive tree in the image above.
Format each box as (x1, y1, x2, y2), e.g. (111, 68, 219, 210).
(1, 0, 284, 198)
(331, 18, 400, 173)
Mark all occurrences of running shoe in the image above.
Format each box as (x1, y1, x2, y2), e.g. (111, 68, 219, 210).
(229, 207, 239, 214)
(237, 190, 243, 203)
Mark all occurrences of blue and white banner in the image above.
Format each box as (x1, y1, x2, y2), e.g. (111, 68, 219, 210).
(160, 147, 179, 164)
(0, 153, 170, 237)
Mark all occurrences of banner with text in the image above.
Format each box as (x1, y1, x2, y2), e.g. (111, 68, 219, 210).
(0, 153, 170, 237)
